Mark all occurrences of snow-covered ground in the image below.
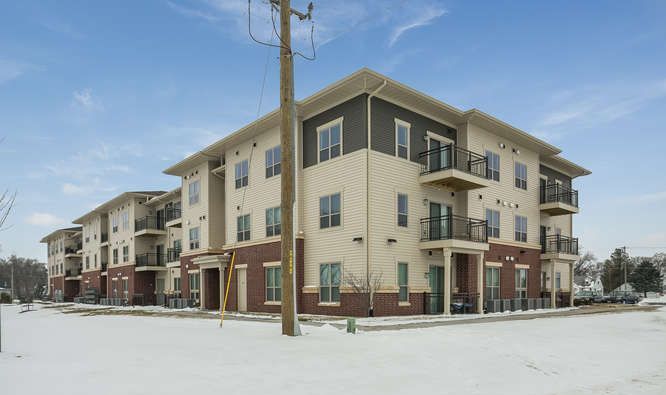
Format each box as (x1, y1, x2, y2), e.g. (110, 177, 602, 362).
(1, 305, 664, 395)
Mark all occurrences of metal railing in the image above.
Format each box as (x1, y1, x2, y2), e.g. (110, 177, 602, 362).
(540, 183, 578, 207)
(135, 216, 165, 232)
(422, 292, 479, 314)
(418, 144, 488, 179)
(64, 247, 79, 255)
(420, 215, 487, 243)
(167, 248, 181, 263)
(65, 268, 82, 277)
(541, 234, 579, 255)
(135, 253, 167, 267)
(101, 263, 108, 272)
(101, 233, 108, 243)
(165, 207, 182, 222)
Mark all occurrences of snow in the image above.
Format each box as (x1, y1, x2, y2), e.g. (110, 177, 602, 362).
(1, 305, 665, 395)
(641, 295, 666, 304)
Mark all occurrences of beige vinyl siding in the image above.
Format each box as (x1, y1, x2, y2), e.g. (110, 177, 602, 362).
(225, 127, 282, 247)
(180, 161, 221, 253)
(107, 198, 137, 267)
(542, 261, 572, 291)
(540, 213, 573, 238)
(82, 215, 101, 273)
(368, 150, 455, 291)
(464, 122, 541, 246)
(302, 149, 367, 288)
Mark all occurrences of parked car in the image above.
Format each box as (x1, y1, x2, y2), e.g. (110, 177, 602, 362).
(574, 291, 596, 305)
(592, 294, 606, 304)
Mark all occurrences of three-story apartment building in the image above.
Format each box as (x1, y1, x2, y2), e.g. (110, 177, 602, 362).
(41, 226, 83, 302)
(44, 68, 589, 316)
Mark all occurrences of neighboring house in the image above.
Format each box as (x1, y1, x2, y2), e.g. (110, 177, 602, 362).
(40, 226, 83, 302)
(42, 68, 590, 316)
(574, 275, 603, 295)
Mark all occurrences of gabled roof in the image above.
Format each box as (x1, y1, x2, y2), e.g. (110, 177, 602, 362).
(40, 226, 82, 243)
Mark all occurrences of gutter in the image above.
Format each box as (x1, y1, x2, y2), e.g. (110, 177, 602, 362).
(366, 79, 387, 316)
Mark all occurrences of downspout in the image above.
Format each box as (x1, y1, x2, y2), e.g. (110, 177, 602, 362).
(366, 80, 387, 317)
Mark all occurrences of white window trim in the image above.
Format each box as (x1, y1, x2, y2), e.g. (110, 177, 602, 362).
(514, 161, 528, 191)
(234, 160, 249, 189)
(188, 178, 201, 206)
(426, 130, 454, 145)
(394, 118, 411, 159)
(396, 191, 409, 229)
(318, 192, 343, 230)
(316, 116, 344, 164)
(318, 261, 343, 304)
(397, 261, 409, 304)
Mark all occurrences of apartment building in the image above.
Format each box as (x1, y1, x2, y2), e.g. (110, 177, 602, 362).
(41, 226, 83, 302)
(43, 68, 589, 316)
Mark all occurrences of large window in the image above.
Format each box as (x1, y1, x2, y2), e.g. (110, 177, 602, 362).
(395, 120, 410, 159)
(189, 180, 200, 205)
(122, 246, 129, 262)
(122, 278, 129, 299)
(266, 266, 282, 302)
(112, 248, 118, 265)
(121, 210, 129, 230)
(112, 214, 118, 233)
(266, 207, 281, 237)
(235, 160, 249, 189)
(486, 150, 500, 181)
(555, 272, 561, 290)
(189, 227, 200, 250)
(319, 193, 341, 229)
(189, 273, 200, 301)
(485, 209, 500, 238)
(514, 215, 527, 242)
(318, 120, 341, 163)
(265, 146, 281, 178)
(515, 268, 528, 299)
(173, 277, 182, 296)
(485, 267, 500, 300)
(319, 263, 341, 303)
(397, 193, 408, 227)
(514, 162, 527, 190)
(398, 262, 409, 302)
(237, 214, 251, 242)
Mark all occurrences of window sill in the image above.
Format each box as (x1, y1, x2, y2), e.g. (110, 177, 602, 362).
(264, 301, 281, 306)
(318, 302, 341, 307)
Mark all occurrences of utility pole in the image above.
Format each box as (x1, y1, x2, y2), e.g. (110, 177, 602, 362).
(272, 0, 312, 336)
(622, 246, 628, 293)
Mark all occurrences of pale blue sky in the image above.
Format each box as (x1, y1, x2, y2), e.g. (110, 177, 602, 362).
(1, 0, 665, 262)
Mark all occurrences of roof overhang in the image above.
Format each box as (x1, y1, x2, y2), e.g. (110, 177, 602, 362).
(540, 155, 592, 179)
(40, 227, 82, 243)
(73, 191, 166, 223)
(146, 187, 182, 207)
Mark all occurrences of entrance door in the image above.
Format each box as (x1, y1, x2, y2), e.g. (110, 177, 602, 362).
(429, 203, 452, 240)
(429, 265, 444, 313)
(237, 268, 247, 312)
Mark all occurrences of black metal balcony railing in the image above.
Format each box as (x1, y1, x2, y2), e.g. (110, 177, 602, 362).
(541, 234, 579, 255)
(167, 248, 181, 263)
(135, 216, 165, 232)
(420, 215, 488, 243)
(165, 207, 182, 222)
(540, 184, 579, 207)
(135, 253, 167, 267)
(64, 247, 79, 255)
(101, 262, 108, 272)
(101, 233, 108, 243)
(65, 268, 82, 277)
(419, 144, 488, 179)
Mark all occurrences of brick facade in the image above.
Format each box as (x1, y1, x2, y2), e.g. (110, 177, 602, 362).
(106, 265, 156, 305)
(486, 242, 542, 299)
(81, 270, 103, 295)
(49, 276, 65, 301)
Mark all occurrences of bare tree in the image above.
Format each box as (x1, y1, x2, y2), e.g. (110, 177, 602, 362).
(344, 271, 383, 317)
(575, 250, 597, 277)
(0, 189, 16, 231)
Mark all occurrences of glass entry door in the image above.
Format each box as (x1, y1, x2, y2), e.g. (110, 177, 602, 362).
(429, 265, 444, 314)
(429, 202, 452, 240)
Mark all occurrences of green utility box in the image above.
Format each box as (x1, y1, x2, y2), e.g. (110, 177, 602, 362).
(346, 318, 356, 334)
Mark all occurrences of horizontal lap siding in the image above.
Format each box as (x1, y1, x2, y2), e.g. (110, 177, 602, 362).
(181, 162, 215, 253)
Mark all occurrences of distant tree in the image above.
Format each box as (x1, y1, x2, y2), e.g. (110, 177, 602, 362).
(575, 250, 597, 277)
(629, 260, 663, 297)
(0, 255, 48, 301)
(601, 248, 634, 293)
(0, 137, 17, 235)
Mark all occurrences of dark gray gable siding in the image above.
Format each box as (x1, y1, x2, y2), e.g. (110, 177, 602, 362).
(302, 94, 367, 169)
(539, 164, 572, 187)
(370, 97, 456, 162)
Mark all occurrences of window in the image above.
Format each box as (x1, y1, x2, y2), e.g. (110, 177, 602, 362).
(189, 273, 200, 301)
(122, 246, 129, 262)
(486, 150, 500, 181)
(555, 272, 561, 290)
(486, 209, 500, 238)
(122, 278, 129, 299)
(112, 248, 118, 265)
(235, 160, 249, 189)
(85, 256, 90, 270)
(319, 263, 341, 303)
(266, 207, 281, 237)
(188, 180, 200, 205)
(173, 277, 182, 296)
(396, 120, 410, 159)
(266, 266, 282, 302)
(485, 267, 500, 300)
(514, 162, 527, 190)
(318, 120, 341, 163)
(237, 214, 251, 242)
(121, 210, 129, 230)
(515, 269, 528, 299)
(319, 193, 341, 229)
(514, 215, 527, 242)
(189, 227, 200, 250)
(265, 146, 281, 178)
(112, 214, 118, 233)
(397, 193, 408, 227)
(173, 239, 182, 251)
(398, 262, 409, 302)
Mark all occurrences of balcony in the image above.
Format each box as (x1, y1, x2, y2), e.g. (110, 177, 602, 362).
(64, 246, 82, 258)
(65, 268, 82, 280)
(101, 262, 108, 274)
(167, 248, 181, 264)
(100, 233, 109, 246)
(418, 144, 491, 191)
(135, 253, 167, 271)
(419, 215, 489, 251)
(165, 207, 182, 227)
(134, 216, 166, 237)
(541, 235, 579, 261)
(540, 184, 579, 216)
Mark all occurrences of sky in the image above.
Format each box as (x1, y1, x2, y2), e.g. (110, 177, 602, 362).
(0, 0, 665, 263)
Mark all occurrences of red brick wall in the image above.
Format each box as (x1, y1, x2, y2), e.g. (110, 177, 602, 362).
(301, 292, 368, 317)
(373, 292, 425, 316)
(203, 267, 220, 310)
(81, 270, 102, 293)
(50, 276, 65, 301)
(135, 271, 156, 305)
(486, 243, 542, 299)
(63, 280, 79, 301)
(107, 265, 134, 299)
